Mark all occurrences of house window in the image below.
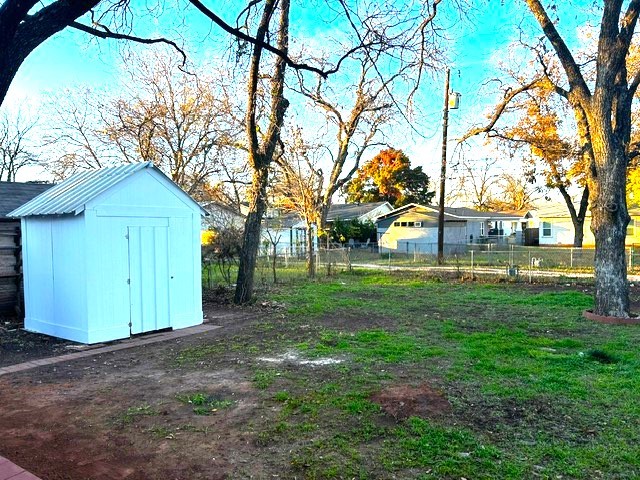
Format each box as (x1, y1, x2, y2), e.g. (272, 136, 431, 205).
(400, 221, 407, 227)
(479, 222, 485, 236)
(542, 221, 552, 237)
(393, 221, 400, 226)
(415, 221, 423, 227)
(511, 221, 517, 232)
(407, 221, 415, 227)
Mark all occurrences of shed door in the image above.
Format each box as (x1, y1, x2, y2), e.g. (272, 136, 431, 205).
(127, 226, 170, 335)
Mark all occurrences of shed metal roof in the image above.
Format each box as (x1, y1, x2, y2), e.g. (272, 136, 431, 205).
(9, 162, 205, 217)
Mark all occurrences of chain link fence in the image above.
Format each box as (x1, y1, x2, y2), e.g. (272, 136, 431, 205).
(202, 243, 640, 289)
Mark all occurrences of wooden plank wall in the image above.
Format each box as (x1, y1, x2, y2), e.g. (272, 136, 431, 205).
(0, 221, 22, 316)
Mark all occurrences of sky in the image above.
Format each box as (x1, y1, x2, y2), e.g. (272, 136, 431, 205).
(3, 0, 591, 205)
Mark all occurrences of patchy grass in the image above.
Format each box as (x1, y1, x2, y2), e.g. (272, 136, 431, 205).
(173, 271, 640, 478)
(176, 392, 234, 415)
(298, 329, 446, 363)
(115, 404, 159, 425)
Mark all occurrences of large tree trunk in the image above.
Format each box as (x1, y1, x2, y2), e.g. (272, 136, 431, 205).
(589, 135, 630, 317)
(306, 223, 315, 277)
(234, 165, 269, 303)
(232, 0, 289, 304)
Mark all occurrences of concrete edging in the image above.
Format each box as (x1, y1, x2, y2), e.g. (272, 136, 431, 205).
(0, 324, 221, 377)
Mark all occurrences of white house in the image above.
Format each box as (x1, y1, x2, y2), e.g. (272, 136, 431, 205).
(201, 201, 245, 231)
(376, 203, 531, 252)
(537, 205, 640, 246)
(9, 162, 205, 344)
(376, 204, 467, 253)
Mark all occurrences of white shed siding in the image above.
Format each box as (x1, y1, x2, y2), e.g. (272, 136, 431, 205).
(22, 218, 54, 335)
(86, 213, 132, 343)
(23, 215, 89, 342)
(169, 214, 203, 328)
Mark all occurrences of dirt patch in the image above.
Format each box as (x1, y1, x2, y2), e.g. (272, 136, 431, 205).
(318, 308, 397, 331)
(0, 327, 77, 367)
(370, 384, 452, 421)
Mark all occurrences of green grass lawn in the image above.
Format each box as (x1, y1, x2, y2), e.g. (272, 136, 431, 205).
(183, 271, 640, 479)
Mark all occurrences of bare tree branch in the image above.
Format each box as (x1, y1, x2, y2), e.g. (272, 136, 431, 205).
(523, 0, 591, 103)
(70, 20, 187, 66)
(458, 77, 542, 143)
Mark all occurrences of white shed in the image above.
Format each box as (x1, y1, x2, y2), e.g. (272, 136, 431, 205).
(9, 162, 205, 344)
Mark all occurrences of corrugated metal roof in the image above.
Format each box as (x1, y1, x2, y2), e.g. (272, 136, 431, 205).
(9, 163, 154, 217)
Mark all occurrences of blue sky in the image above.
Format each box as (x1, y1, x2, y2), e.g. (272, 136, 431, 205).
(5, 0, 589, 197)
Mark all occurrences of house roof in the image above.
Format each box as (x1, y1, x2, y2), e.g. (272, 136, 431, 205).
(442, 206, 523, 219)
(376, 203, 526, 222)
(0, 182, 53, 217)
(326, 201, 391, 222)
(263, 212, 304, 229)
(9, 162, 205, 217)
(376, 203, 462, 222)
(536, 204, 640, 219)
(202, 200, 245, 218)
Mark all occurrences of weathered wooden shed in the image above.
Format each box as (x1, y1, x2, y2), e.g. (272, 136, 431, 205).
(9, 163, 205, 343)
(0, 182, 53, 314)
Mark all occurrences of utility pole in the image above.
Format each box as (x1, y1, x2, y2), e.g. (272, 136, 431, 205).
(437, 68, 460, 266)
(437, 68, 451, 265)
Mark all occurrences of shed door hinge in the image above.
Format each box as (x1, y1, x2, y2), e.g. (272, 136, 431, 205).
(127, 278, 130, 285)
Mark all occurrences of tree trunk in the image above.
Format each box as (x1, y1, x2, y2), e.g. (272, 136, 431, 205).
(589, 136, 630, 317)
(233, 0, 289, 304)
(572, 218, 585, 248)
(557, 184, 589, 248)
(306, 223, 315, 277)
(318, 203, 331, 248)
(234, 165, 268, 304)
(271, 242, 277, 284)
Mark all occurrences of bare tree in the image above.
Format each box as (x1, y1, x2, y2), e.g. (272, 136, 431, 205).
(273, 129, 324, 277)
(261, 216, 284, 284)
(44, 89, 109, 180)
(487, 173, 539, 212)
(289, 0, 453, 236)
(47, 50, 244, 197)
(294, 60, 396, 236)
(0, 110, 37, 181)
(104, 52, 243, 196)
(451, 157, 501, 211)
